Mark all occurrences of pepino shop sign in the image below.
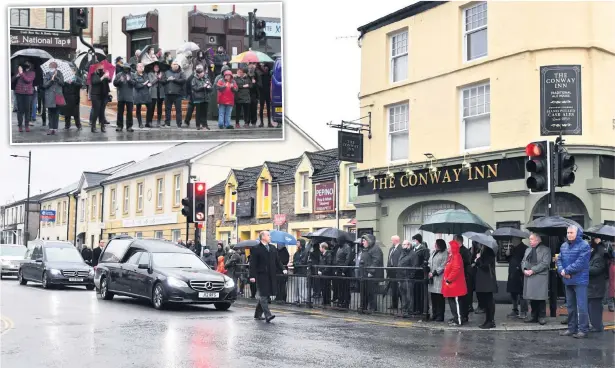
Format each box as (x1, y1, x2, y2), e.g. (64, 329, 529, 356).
(313, 181, 336, 213)
(10, 30, 76, 48)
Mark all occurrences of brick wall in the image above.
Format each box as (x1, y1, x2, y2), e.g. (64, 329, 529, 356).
(29, 8, 69, 30)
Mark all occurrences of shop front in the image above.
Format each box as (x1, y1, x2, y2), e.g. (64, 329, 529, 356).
(122, 11, 159, 59)
(10, 28, 77, 61)
(188, 11, 247, 56)
(355, 149, 615, 300)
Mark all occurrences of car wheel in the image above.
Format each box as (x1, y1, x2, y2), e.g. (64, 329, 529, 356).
(214, 302, 231, 311)
(18, 270, 27, 285)
(152, 282, 166, 310)
(99, 277, 114, 300)
(86, 284, 95, 291)
(42, 272, 50, 289)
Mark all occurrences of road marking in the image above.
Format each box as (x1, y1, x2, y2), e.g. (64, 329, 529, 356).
(1, 315, 14, 336)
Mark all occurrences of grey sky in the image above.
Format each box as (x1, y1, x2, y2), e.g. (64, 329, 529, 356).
(1, 0, 414, 205)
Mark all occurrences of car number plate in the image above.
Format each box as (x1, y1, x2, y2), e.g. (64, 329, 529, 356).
(275, 107, 282, 113)
(198, 292, 219, 299)
(69, 278, 83, 282)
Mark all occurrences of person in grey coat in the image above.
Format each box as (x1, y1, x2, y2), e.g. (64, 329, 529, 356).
(201, 248, 217, 269)
(147, 63, 166, 127)
(428, 239, 448, 322)
(132, 63, 151, 128)
(360, 234, 383, 312)
(521, 233, 550, 325)
(113, 65, 135, 132)
(42, 62, 65, 135)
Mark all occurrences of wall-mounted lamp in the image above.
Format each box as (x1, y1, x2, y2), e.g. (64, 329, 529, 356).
(353, 178, 360, 187)
(461, 152, 473, 171)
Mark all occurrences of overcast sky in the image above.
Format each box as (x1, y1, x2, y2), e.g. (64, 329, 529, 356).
(1, 0, 414, 205)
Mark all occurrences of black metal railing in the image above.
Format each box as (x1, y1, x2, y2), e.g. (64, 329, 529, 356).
(234, 260, 431, 320)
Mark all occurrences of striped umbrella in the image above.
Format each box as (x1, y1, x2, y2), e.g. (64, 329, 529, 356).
(230, 50, 274, 64)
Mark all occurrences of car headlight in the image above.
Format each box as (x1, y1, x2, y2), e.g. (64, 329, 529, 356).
(224, 276, 235, 288)
(49, 269, 62, 276)
(166, 277, 188, 288)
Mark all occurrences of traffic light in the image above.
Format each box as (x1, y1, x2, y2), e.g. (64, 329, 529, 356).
(181, 183, 194, 223)
(525, 141, 551, 193)
(194, 182, 207, 222)
(69, 8, 89, 36)
(557, 151, 575, 187)
(254, 19, 266, 41)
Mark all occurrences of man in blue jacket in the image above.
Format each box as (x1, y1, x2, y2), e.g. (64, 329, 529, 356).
(557, 225, 591, 338)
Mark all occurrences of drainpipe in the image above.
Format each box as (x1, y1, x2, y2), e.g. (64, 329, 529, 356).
(100, 184, 105, 243)
(66, 195, 71, 242)
(335, 174, 340, 230)
(276, 182, 280, 230)
(73, 193, 78, 246)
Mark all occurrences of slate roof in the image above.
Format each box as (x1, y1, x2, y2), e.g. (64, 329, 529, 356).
(2, 190, 59, 208)
(101, 142, 223, 184)
(357, 2, 446, 35)
(82, 172, 111, 190)
(41, 181, 80, 201)
(98, 161, 135, 175)
(208, 180, 227, 196)
(236, 166, 263, 191)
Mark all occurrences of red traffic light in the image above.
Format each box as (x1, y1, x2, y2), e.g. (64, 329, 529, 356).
(195, 183, 206, 193)
(525, 143, 543, 157)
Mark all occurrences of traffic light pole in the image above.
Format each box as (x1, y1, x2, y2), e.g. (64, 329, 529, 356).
(548, 140, 557, 317)
(248, 12, 254, 49)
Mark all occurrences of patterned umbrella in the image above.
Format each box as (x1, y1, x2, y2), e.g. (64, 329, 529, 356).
(86, 59, 115, 85)
(230, 50, 274, 64)
(41, 59, 75, 80)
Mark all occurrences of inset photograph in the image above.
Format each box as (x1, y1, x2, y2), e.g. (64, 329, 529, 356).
(9, 3, 283, 144)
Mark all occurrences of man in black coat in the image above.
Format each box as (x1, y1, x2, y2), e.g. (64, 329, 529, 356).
(81, 245, 93, 264)
(249, 231, 286, 322)
(334, 241, 354, 308)
(318, 243, 334, 306)
(92, 240, 104, 267)
(506, 238, 528, 318)
(62, 64, 83, 130)
(89, 63, 110, 133)
(360, 234, 383, 312)
(276, 244, 290, 302)
(387, 235, 403, 310)
(411, 234, 429, 314)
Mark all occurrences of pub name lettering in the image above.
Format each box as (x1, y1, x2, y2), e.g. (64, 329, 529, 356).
(372, 164, 499, 190)
(546, 72, 575, 89)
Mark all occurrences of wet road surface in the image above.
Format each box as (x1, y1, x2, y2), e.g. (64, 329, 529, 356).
(1, 279, 613, 368)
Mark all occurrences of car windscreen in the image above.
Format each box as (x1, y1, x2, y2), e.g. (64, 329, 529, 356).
(44, 247, 84, 263)
(0, 246, 27, 257)
(152, 252, 209, 269)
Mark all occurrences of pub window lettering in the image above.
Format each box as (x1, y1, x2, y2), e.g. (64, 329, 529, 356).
(372, 163, 499, 190)
(46, 8, 64, 30)
(10, 9, 29, 27)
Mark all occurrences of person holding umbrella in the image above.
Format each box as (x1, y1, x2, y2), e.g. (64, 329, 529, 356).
(473, 240, 498, 329)
(442, 238, 467, 326)
(62, 64, 83, 131)
(521, 233, 550, 325)
(42, 61, 65, 136)
(12, 61, 36, 133)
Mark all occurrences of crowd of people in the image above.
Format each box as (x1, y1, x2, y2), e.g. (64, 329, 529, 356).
(11, 45, 276, 135)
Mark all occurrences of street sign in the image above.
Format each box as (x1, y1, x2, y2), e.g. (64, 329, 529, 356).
(540, 65, 582, 136)
(274, 214, 287, 226)
(195, 212, 205, 221)
(40, 210, 56, 222)
(338, 131, 363, 163)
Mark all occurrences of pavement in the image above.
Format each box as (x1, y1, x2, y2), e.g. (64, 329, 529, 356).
(10, 106, 283, 144)
(2, 278, 614, 368)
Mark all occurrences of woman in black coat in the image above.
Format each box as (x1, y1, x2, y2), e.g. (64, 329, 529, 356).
(588, 238, 607, 332)
(249, 231, 285, 322)
(506, 239, 528, 318)
(474, 244, 498, 329)
(62, 65, 83, 130)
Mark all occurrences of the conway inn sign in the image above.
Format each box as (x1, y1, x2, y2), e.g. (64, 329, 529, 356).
(358, 157, 525, 199)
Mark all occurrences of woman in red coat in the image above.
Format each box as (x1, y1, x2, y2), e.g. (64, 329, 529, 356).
(442, 239, 468, 326)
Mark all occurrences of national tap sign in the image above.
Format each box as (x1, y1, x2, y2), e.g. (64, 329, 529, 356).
(358, 158, 526, 199)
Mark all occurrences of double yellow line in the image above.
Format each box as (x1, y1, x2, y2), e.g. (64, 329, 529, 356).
(0, 315, 14, 336)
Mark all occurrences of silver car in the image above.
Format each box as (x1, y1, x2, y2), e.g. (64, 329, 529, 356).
(0, 244, 27, 279)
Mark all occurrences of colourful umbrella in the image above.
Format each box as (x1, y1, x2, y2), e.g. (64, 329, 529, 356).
(87, 59, 115, 85)
(230, 50, 274, 64)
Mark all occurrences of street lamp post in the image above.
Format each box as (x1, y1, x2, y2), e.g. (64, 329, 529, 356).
(10, 151, 32, 245)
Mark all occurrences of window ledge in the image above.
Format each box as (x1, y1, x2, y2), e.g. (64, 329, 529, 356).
(463, 146, 491, 154)
(257, 214, 271, 219)
(462, 55, 488, 65)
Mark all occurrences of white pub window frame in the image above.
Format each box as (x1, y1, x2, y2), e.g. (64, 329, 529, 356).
(390, 30, 408, 83)
(156, 178, 164, 209)
(347, 165, 357, 205)
(137, 183, 144, 212)
(462, 2, 488, 62)
(300, 172, 309, 209)
(387, 102, 410, 163)
(80, 199, 85, 222)
(123, 186, 129, 214)
(460, 82, 491, 152)
(110, 189, 116, 216)
(92, 194, 97, 221)
(173, 175, 181, 206)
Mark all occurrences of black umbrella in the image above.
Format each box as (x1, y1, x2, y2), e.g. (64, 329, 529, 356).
(584, 224, 615, 241)
(144, 60, 171, 73)
(525, 216, 583, 237)
(305, 228, 354, 243)
(419, 209, 493, 235)
(234, 239, 259, 249)
(492, 227, 530, 240)
(463, 232, 499, 253)
(11, 48, 53, 60)
(74, 49, 107, 70)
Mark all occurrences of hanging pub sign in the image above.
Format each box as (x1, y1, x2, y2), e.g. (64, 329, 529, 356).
(313, 181, 336, 213)
(358, 157, 526, 199)
(338, 131, 363, 163)
(235, 198, 254, 218)
(540, 65, 582, 136)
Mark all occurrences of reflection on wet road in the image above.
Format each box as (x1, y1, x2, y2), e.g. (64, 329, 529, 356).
(1, 280, 613, 368)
